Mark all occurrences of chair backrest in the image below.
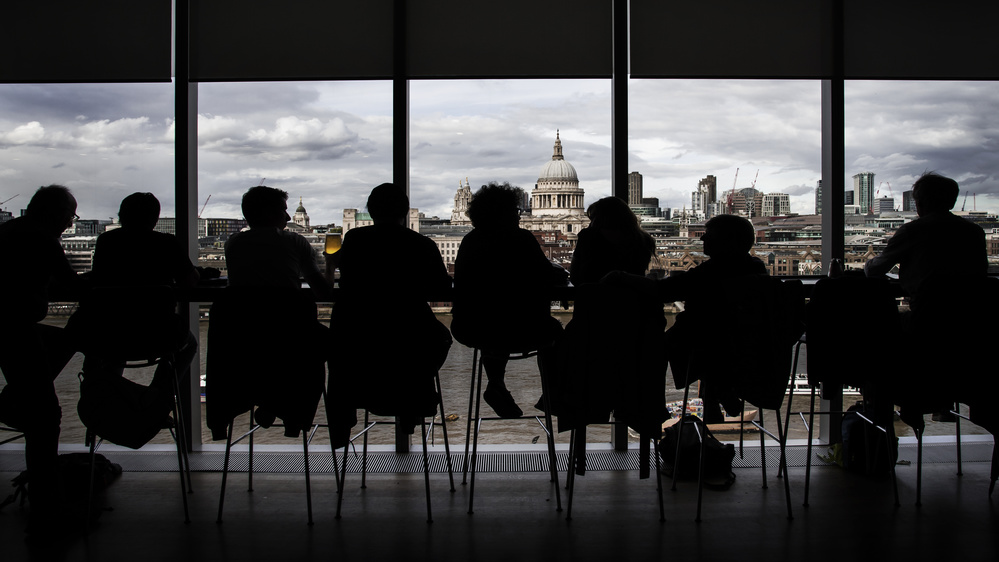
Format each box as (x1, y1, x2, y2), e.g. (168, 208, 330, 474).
(686, 275, 805, 410)
(555, 281, 669, 436)
(805, 275, 901, 389)
(206, 287, 326, 439)
(76, 285, 181, 362)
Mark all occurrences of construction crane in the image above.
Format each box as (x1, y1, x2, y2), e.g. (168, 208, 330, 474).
(726, 168, 739, 214)
(961, 191, 969, 212)
(199, 194, 212, 218)
(0, 194, 18, 208)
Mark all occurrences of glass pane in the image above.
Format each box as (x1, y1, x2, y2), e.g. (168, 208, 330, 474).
(844, 80, 999, 439)
(0, 83, 174, 446)
(196, 80, 392, 444)
(409, 78, 612, 447)
(630, 79, 821, 441)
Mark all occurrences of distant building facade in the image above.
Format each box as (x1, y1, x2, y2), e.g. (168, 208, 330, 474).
(628, 172, 644, 205)
(519, 131, 590, 236)
(853, 172, 875, 214)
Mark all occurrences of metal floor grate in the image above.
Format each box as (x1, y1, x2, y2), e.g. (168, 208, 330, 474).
(1, 440, 992, 474)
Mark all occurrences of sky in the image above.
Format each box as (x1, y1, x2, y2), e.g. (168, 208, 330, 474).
(1, 79, 997, 225)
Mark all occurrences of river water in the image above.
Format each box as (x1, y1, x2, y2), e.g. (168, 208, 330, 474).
(4, 311, 980, 450)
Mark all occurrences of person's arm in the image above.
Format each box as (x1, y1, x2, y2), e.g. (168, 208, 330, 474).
(865, 228, 909, 278)
(298, 235, 333, 300)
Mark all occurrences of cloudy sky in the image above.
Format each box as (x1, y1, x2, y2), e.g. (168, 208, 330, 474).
(1, 79, 997, 225)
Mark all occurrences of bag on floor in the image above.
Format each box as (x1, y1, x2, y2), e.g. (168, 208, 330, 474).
(842, 403, 897, 478)
(659, 414, 736, 490)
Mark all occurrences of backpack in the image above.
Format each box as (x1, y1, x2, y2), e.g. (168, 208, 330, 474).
(659, 415, 737, 490)
(841, 402, 898, 478)
(1, 453, 122, 513)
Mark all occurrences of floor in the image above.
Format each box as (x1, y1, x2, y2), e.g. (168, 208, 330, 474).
(1, 439, 996, 562)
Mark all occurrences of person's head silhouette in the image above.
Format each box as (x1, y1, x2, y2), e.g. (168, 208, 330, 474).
(118, 192, 161, 230)
(701, 214, 755, 259)
(25, 184, 77, 236)
(366, 183, 409, 226)
(912, 171, 959, 217)
(467, 182, 522, 229)
(586, 196, 641, 231)
(241, 186, 290, 229)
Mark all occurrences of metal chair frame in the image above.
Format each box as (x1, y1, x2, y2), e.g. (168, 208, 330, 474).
(462, 347, 562, 514)
(217, 389, 334, 526)
(671, 375, 794, 522)
(0, 425, 24, 446)
(334, 370, 454, 523)
(564, 422, 664, 521)
(85, 353, 193, 526)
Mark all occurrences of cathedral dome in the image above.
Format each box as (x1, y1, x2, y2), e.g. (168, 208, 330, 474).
(538, 131, 578, 182)
(539, 159, 578, 182)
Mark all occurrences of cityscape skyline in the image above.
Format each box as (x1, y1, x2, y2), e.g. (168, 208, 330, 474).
(2, 80, 998, 225)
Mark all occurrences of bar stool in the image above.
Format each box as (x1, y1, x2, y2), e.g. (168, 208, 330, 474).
(74, 285, 194, 525)
(462, 346, 561, 514)
(334, 367, 454, 524)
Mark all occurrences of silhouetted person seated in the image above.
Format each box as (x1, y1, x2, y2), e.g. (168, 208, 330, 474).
(207, 186, 331, 440)
(328, 183, 453, 434)
(865, 172, 988, 427)
(608, 214, 765, 424)
(70, 192, 199, 395)
(569, 196, 656, 286)
(0, 185, 81, 535)
(557, 197, 665, 474)
(451, 182, 567, 418)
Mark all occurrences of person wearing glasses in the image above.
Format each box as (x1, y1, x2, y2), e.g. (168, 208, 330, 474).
(0, 184, 81, 537)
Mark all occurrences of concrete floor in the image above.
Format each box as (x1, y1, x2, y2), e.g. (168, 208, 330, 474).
(1, 439, 996, 562)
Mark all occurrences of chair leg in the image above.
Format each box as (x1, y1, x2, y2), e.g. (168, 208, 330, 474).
(462, 348, 479, 485)
(361, 410, 370, 489)
(421, 420, 433, 523)
(887, 418, 900, 507)
(247, 411, 254, 493)
(781, 339, 803, 473)
(653, 437, 665, 522)
(538, 362, 562, 512)
(301, 431, 314, 525)
(915, 425, 923, 507)
(435, 372, 455, 492)
(990, 433, 997, 496)
(217, 422, 234, 524)
(169, 363, 194, 495)
(739, 399, 746, 460)
(804, 386, 816, 507)
(86, 431, 97, 530)
(672, 383, 691, 492)
(321, 388, 343, 493)
(468, 374, 484, 515)
(565, 428, 576, 521)
(171, 396, 191, 524)
(695, 420, 706, 523)
(954, 401, 963, 476)
(758, 408, 768, 489)
(335, 439, 349, 519)
(775, 410, 793, 520)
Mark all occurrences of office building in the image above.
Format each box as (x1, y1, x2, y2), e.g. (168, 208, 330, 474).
(628, 172, 643, 205)
(853, 172, 876, 214)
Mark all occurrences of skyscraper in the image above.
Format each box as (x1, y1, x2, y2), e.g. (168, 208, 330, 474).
(698, 175, 717, 204)
(628, 172, 643, 205)
(815, 180, 823, 215)
(853, 172, 875, 214)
